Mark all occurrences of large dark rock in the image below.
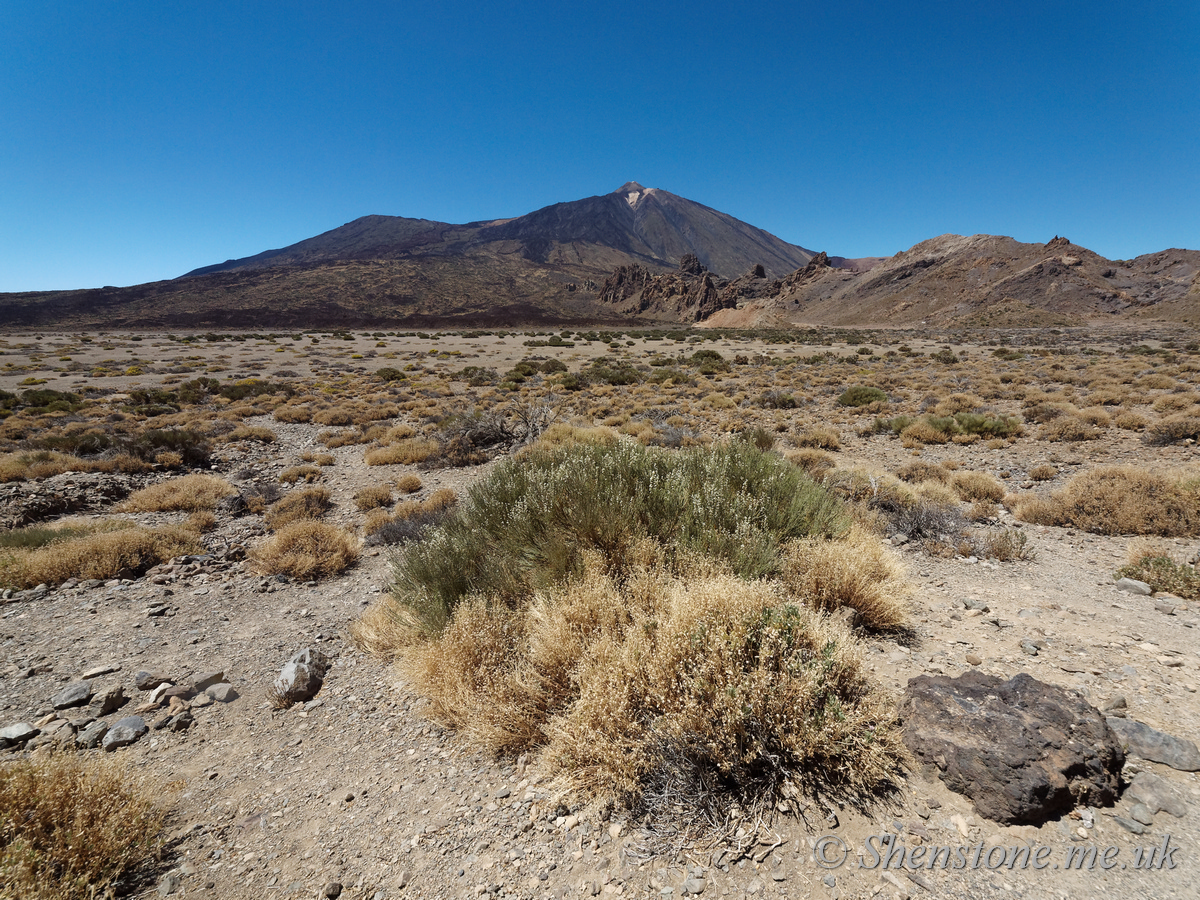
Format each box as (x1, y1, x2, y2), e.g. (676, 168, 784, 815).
(901, 671, 1123, 824)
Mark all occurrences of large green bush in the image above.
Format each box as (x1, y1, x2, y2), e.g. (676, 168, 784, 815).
(391, 441, 848, 632)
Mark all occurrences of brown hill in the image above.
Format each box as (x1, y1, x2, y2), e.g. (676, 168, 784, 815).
(702, 234, 1200, 328)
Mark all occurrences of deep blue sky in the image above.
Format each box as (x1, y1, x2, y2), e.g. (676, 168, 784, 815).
(3, 1, 1198, 291)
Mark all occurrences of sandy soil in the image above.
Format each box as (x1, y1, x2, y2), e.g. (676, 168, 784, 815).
(1, 328, 1198, 900)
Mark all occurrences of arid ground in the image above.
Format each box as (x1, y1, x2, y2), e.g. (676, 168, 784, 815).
(2, 325, 1199, 900)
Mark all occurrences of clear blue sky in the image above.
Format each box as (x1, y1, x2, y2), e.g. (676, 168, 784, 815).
(3, 1, 1197, 291)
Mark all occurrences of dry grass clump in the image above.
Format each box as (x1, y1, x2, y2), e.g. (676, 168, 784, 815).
(220, 425, 276, 443)
(264, 487, 333, 530)
(1028, 464, 1057, 481)
(0, 752, 177, 900)
(794, 426, 840, 450)
(0, 450, 152, 483)
(1145, 414, 1200, 446)
(279, 464, 322, 484)
(534, 422, 620, 448)
(396, 474, 423, 493)
(784, 448, 836, 480)
(779, 525, 911, 630)
(250, 521, 358, 579)
(900, 420, 950, 446)
(1112, 410, 1149, 431)
(1038, 416, 1101, 442)
(273, 404, 314, 423)
(1012, 466, 1200, 536)
(951, 470, 1005, 502)
(300, 451, 336, 466)
(354, 484, 393, 512)
(364, 438, 439, 467)
(895, 460, 949, 484)
(0, 525, 202, 589)
(374, 554, 907, 807)
(120, 474, 235, 512)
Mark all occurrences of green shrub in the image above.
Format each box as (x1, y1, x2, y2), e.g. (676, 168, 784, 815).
(390, 441, 848, 632)
(837, 385, 887, 407)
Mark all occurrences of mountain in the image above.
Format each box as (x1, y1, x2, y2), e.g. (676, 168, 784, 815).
(700, 235, 1200, 329)
(2, 185, 1197, 329)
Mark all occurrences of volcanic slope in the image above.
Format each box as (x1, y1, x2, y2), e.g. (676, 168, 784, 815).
(0, 184, 817, 329)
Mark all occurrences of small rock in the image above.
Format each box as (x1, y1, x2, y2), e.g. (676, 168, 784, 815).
(1154, 601, 1178, 616)
(1106, 717, 1200, 771)
(192, 671, 226, 691)
(191, 692, 214, 709)
(157, 873, 182, 896)
(1129, 803, 1154, 826)
(1019, 640, 1039, 657)
(272, 647, 330, 706)
(90, 683, 127, 715)
(81, 663, 121, 680)
(52, 681, 94, 710)
(965, 653, 983, 666)
(1126, 772, 1188, 817)
(1115, 578, 1152, 595)
(1112, 815, 1147, 835)
(0, 723, 40, 748)
(76, 720, 109, 749)
(136, 671, 171, 691)
(102, 716, 148, 751)
(206, 683, 238, 703)
(681, 876, 706, 895)
(323, 883, 343, 899)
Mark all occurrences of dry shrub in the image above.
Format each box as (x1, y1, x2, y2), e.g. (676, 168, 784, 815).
(1113, 410, 1149, 431)
(0, 753, 177, 900)
(975, 527, 1036, 561)
(394, 488, 457, 521)
(385, 557, 907, 807)
(0, 526, 202, 589)
(778, 525, 911, 630)
(250, 521, 358, 579)
(354, 484, 393, 512)
(274, 404, 314, 423)
(967, 499, 999, 522)
(895, 460, 949, 484)
(300, 451, 336, 466)
(1152, 393, 1199, 413)
(951, 470, 1005, 502)
(279, 464, 322, 484)
(1038, 416, 1100, 442)
(794, 426, 840, 450)
(265, 486, 333, 530)
(320, 428, 369, 449)
(932, 393, 983, 416)
(899, 420, 949, 446)
(220, 425, 276, 443)
(184, 510, 217, 533)
(784, 448, 836, 480)
(120, 474, 235, 512)
(364, 438, 439, 467)
(1077, 408, 1112, 428)
(534, 423, 620, 448)
(1028, 464, 1057, 481)
(0, 451, 144, 483)
(1145, 414, 1200, 446)
(396, 474, 423, 494)
(154, 450, 183, 468)
(1013, 466, 1200, 536)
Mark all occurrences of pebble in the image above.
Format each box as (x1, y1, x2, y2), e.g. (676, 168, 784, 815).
(76, 720, 110, 749)
(965, 653, 983, 666)
(1129, 803, 1154, 826)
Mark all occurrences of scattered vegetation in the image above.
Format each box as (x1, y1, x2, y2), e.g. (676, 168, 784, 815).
(0, 753, 176, 900)
(250, 521, 358, 579)
(1011, 466, 1200, 536)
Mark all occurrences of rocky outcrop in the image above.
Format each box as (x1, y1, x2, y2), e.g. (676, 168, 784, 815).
(901, 671, 1123, 824)
(597, 256, 736, 322)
